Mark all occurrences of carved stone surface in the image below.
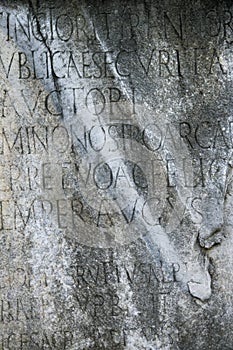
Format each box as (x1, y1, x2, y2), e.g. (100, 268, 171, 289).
(0, 0, 233, 349)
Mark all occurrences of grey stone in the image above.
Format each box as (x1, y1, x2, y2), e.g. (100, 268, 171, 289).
(0, 0, 233, 349)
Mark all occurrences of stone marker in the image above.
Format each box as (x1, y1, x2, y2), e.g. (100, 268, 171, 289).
(0, 0, 233, 349)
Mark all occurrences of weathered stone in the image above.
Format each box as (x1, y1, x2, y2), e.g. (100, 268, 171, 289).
(0, 0, 233, 349)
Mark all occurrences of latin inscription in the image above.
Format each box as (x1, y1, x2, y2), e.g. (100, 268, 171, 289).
(0, 1, 232, 349)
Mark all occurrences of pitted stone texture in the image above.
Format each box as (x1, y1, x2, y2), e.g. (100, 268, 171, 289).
(0, 0, 232, 349)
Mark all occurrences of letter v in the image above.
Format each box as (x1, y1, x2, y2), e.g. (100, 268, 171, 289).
(20, 89, 43, 117)
(136, 49, 155, 75)
(0, 52, 15, 78)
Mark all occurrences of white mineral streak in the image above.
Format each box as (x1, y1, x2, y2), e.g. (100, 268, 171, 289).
(9, 2, 214, 304)
(80, 7, 213, 301)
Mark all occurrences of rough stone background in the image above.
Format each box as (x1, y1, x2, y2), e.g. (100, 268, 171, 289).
(0, 0, 233, 349)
